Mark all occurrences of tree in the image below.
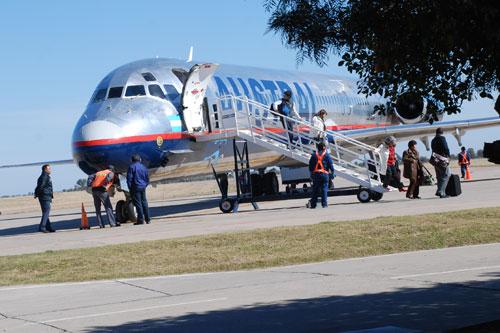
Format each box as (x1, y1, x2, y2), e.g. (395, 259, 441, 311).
(264, 0, 499, 120)
(75, 178, 87, 190)
(477, 149, 484, 158)
(467, 147, 476, 159)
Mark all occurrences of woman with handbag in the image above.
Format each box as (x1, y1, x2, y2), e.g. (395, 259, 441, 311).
(403, 140, 423, 199)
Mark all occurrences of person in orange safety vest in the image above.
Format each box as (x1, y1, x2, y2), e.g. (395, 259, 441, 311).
(308, 142, 335, 208)
(87, 165, 119, 228)
(458, 146, 472, 179)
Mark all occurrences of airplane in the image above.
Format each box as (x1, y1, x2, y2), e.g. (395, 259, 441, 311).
(2, 57, 500, 218)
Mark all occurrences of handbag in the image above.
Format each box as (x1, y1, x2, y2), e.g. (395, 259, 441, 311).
(430, 153, 449, 168)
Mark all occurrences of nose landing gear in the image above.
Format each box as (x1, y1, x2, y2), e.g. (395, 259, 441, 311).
(115, 197, 137, 223)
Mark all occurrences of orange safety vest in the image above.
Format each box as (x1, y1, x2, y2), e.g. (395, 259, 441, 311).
(91, 170, 113, 190)
(459, 152, 469, 165)
(313, 151, 329, 174)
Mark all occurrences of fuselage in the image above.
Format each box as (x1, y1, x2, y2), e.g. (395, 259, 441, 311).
(72, 58, 391, 179)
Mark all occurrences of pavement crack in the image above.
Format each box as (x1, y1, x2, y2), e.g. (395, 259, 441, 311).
(3, 313, 72, 332)
(268, 270, 336, 277)
(115, 280, 173, 296)
(0, 312, 7, 319)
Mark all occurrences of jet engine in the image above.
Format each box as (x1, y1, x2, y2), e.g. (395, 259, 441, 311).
(394, 93, 427, 124)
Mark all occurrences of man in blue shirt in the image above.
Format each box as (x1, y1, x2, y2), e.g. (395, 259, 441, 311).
(127, 155, 151, 225)
(308, 142, 335, 208)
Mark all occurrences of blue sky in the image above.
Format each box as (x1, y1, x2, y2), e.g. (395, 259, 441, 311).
(0, 0, 498, 196)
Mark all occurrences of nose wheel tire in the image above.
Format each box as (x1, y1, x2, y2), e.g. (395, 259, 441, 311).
(219, 198, 236, 213)
(370, 191, 383, 201)
(357, 188, 371, 203)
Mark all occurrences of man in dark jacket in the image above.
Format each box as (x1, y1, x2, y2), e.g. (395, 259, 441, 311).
(127, 155, 151, 225)
(272, 90, 303, 146)
(308, 142, 335, 208)
(34, 164, 55, 233)
(431, 127, 451, 198)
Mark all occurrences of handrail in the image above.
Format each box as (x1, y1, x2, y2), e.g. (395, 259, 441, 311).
(216, 95, 384, 189)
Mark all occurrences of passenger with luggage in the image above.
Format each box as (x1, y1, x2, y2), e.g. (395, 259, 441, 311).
(378, 136, 406, 192)
(311, 109, 328, 149)
(308, 142, 335, 208)
(87, 166, 119, 228)
(272, 90, 303, 147)
(430, 127, 451, 198)
(458, 146, 472, 179)
(403, 140, 423, 199)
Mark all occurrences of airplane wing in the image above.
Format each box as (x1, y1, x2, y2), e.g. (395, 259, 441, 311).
(340, 116, 500, 148)
(0, 159, 74, 169)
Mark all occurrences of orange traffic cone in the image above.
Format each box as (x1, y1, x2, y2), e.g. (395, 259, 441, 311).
(465, 165, 472, 180)
(80, 203, 90, 230)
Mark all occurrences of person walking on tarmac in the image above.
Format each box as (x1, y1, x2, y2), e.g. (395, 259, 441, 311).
(127, 155, 151, 225)
(272, 90, 303, 146)
(431, 127, 451, 198)
(458, 146, 472, 179)
(34, 164, 55, 233)
(87, 166, 119, 228)
(403, 140, 423, 199)
(308, 142, 335, 208)
(311, 109, 328, 149)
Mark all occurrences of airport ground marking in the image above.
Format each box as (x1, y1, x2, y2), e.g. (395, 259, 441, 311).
(391, 265, 500, 280)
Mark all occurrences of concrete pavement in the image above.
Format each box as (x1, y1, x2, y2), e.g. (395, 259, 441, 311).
(0, 166, 499, 255)
(1, 243, 499, 332)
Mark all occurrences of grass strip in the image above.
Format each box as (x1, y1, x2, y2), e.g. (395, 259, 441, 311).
(1, 207, 499, 286)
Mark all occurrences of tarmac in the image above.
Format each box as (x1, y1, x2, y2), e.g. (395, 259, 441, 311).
(0, 166, 499, 255)
(1, 243, 499, 332)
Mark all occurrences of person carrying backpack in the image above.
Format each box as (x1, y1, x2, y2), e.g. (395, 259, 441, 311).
(271, 90, 303, 147)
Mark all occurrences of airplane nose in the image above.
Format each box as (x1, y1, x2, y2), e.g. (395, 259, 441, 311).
(79, 120, 123, 142)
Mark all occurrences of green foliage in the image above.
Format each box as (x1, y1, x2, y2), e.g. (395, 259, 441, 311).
(264, 0, 500, 119)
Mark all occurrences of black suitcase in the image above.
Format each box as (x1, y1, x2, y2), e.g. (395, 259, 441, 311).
(446, 174, 462, 196)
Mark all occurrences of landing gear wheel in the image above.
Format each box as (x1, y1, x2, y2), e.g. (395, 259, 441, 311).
(126, 201, 137, 222)
(116, 200, 126, 223)
(370, 191, 383, 201)
(219, 198, 235, 213)
(263, 172, 279, 195)
(357, 188, 371, 203)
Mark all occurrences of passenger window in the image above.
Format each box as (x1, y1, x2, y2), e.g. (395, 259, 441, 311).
(107, 87, 123, 99)
(125, 85, 146, 97)
(92, 89, 107, 103)
(148, 85, 165, 99)
(142, 72, 157, 82)
(163, 84, 180, 100)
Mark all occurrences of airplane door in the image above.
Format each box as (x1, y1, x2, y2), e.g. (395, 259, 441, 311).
(181, 63, 219, 133)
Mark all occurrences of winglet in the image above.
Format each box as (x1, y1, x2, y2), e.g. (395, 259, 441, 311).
(187, 46, 193, 63)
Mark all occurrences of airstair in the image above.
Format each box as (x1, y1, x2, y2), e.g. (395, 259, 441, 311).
(199, 95, 387, 195)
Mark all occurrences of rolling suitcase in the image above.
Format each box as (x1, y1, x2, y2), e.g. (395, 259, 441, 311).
(445, 174, 462, 196)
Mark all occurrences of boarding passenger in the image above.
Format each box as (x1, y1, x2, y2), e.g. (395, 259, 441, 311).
(127, 155, 151, 225)
(381, 136, 406, 192)
(272, 90, 303, 146)
(87, 166, 119, 228)
(458, 146, 472, 179)
(430, 127, 451, 198)
(34, 164, 55, 233)
(308, 142, 335, 208)
(403, 140, 423, 199)
(311, 109, 328, 149)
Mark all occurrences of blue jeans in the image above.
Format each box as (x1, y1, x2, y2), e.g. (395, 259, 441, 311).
(460, 165, 467, 178)
(38, 199, 52, 231)
(310, 173, 329, 208)
(132, 188, 150, 223)
(435, 165, 451, 196)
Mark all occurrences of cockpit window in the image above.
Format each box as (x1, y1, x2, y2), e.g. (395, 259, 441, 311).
(164, 84, 180, 101)
(125, 85, 146, 97)
(148, 85, 165, 99)
(142, 72, 157, 82)
(107, 87, 123, 99)
(92, 89, 107, 103)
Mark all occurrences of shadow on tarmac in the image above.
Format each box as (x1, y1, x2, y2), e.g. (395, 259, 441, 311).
(84, 277, 500, 333)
